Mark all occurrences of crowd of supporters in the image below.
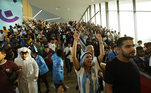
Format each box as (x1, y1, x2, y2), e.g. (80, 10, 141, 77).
(0, 19, 151, 93)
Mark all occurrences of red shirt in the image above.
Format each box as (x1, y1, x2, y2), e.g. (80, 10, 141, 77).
(0, 60, 19, 93)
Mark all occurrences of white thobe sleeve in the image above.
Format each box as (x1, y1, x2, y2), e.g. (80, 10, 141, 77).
(149, 56, 151, 66)
(32, 59, 39, 77)
(14, 58, 23, 66)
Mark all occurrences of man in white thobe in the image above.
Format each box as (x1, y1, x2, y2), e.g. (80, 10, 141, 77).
(14, 47, 39, 93)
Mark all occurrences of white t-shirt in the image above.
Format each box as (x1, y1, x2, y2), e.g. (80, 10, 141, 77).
(49, 43, 56, 52)
(64, 47, 73, 62)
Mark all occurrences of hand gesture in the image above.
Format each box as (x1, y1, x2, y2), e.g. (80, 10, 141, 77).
(73, 30, 80, 41)
(95, 32, 102, 42)
(58, 86, 64, 93)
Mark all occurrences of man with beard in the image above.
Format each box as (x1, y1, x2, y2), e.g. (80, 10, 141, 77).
(104, 37, 141, 93)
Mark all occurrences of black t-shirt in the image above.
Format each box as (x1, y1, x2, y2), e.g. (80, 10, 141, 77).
(104, 57, 141, 93)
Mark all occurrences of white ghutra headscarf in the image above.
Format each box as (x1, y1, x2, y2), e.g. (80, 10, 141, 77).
(16, 47, 32, 60)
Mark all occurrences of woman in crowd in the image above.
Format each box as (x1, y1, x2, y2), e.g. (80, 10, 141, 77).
(72, 30, 102, 93)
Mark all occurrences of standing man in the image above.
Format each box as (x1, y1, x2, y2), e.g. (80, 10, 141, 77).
(14, 47, 39, 93)
(2, 26, 10, 37)
(32, 49, 50, 93)
(0, 48, 21, 93)
(104, 37, 141, 93)
(51, 49, 66, 93)
(145, 42, 151, 67)
(64, 42, 73, 73)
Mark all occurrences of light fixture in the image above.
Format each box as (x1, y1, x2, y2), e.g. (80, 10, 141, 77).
(45, 17, 61, 21)
(33, 10, 43, 19)
(67, 8, 70, 11)
(56, 8, 59, 10)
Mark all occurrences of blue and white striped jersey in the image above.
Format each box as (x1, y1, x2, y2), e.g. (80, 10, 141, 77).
(76, 57, 100, 93)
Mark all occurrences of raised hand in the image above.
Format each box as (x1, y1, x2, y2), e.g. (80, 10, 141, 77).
(95, 32, 102, 42)
(73, 30, 80, 41)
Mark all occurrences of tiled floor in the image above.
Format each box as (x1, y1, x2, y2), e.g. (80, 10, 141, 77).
(40, 67, 106, 93)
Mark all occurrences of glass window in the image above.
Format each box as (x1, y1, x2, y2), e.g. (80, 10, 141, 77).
(119, 0, 133, 11)
(119, 0, 135, 37)
(82, 17, 85, 22)
(85, 11, 88, 22)
(136, 12, 151, 42)
(120, 12, 135, 37)
(136, 0, 151, 11)
(91, 17, 95, 24)
(91, 4, 95, 17)
(83, 14, 86, 22)
(109, 12, 118, 31)
(96, 12, 101, 25)
(108, 1, 117, 11)
(87, 8, 90, 21)
(101, 2, 106, 27)
(96, 3, 100, 13)
(108, 1, 118, 31)
(136, 0, 151, 42)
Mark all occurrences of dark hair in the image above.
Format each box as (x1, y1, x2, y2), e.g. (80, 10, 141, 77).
(111, 44, 117, 50)
(56, 49, 62, 57)
(137, 40, 142, 43)
(136, 46, 143, 51)
(0, 30, 3, 33)
(67, 42, 72, 45)
(145, 42, 151, 48)
(117, 37, 133, 47)
(44, 46, 49, 48)
(0, 48, 6, 54)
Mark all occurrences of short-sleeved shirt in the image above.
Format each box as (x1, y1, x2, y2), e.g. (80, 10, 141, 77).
(64, 47, 73, 62)
(51, 53, 64, 84)
(36, 45, 45, 56)
(0, 60, 19, 93)
(35, 55, 49, 75)
(49, 43, 56, 52)
(3, 30, 10, 36)
(104, 57, 141, 93)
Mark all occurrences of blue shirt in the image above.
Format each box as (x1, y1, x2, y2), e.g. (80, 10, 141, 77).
(107, 51, 118, 61)
(20, 39, 26, 47)
(51, 53, 64, 84)
(35, 55, 49, 75)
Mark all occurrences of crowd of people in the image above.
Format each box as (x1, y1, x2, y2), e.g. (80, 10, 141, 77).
(0, 19, 151, 93)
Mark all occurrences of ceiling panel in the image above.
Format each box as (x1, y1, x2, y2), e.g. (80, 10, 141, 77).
(28, 0, 109, 21)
